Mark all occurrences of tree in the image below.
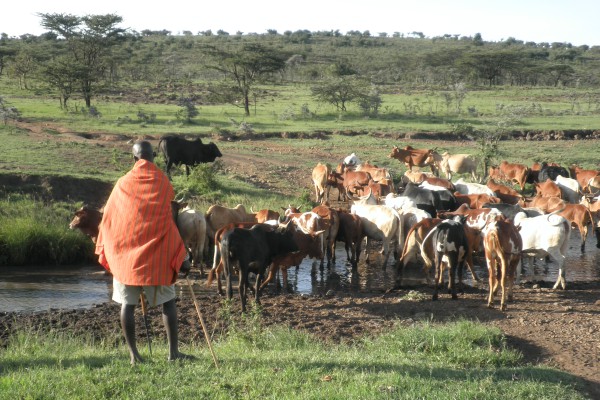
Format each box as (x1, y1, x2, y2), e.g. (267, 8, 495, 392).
(38, 13, 126, 107)
(311, 77, 371, 112)
(203, 43, 287, 116)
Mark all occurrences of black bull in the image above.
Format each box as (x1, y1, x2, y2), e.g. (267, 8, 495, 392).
(158, 135, 223, 177)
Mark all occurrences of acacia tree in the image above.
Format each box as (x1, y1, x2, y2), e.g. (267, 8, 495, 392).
(203, 43, 287, 116)
(38, 13, 126, 107)
(311, 77, 372, 112)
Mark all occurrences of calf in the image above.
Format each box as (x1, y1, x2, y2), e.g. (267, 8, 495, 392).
(421, 217, 469, 300)
(482, 218, 522, 310)
(335, 209, 364, 267)
(514, 212, 571, 290)
(221, 223, 298, 312)
(311, 205, 340, 266)
(260, 225, 325, 292)
(488, 161, 529, 191)
(312, 163, 331, 204)
(69, 205, 103, 243)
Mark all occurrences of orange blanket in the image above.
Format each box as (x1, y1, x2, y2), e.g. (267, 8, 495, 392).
(95, 159, 186, 285)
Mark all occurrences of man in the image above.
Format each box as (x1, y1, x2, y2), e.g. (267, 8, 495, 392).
(95, 140, 193, 364)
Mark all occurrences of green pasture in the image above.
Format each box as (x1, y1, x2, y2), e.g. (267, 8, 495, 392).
(3, 82, 600, 136)
(0, 320, 586, 399)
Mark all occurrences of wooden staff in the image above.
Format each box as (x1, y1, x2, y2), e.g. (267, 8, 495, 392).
(186, 277, 219, 369)
(139, 292, 152, 356)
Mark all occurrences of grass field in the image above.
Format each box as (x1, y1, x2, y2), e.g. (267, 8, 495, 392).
(0, 321, 586, 399)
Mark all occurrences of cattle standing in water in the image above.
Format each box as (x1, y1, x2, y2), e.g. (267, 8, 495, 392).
(157, 135, 222, 177)
(221, 223, 298, 312)
(482, 218, 522, 311)
(514, 212, 571, 290)
(420, 217, 469, 301)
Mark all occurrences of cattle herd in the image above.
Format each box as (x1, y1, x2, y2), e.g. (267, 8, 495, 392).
(69, 142, 600, 313)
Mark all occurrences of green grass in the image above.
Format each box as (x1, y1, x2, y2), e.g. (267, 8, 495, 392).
(4, 84, 600, 136)
(0, 320, 587, 399)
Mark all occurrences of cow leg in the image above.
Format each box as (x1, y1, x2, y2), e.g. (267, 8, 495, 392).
(507, 255, 519, 302)
(381, 240, 391, 269)
(255, 271, 264, 306)
(448, 255, 459, 300)
(432, 253, 442, 301)
(239, 270, 248, 313)
(487, 254, 497, 308)
(580, 225, 587, 252)
(259, 264, 277, 292)
(552, 253, 567, 290)
(499, 256, 509, 311)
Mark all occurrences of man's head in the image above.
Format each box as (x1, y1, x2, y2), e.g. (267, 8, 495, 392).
(132, 140, 155, 162)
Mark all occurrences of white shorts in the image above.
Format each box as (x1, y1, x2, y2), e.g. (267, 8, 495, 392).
(112, 278, 176, 307)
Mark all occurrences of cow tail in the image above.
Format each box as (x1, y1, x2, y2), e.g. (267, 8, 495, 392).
(420, 226, 439, 269)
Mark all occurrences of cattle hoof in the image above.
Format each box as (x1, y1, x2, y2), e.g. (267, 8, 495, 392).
(451, 294, 458, 300)
(500, 304, 507, 311)
(487, 303, 494, 309)
(432, 294, 438, 301)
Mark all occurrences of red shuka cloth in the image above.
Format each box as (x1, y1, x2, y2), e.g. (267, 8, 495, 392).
(95, 159, 186, 285)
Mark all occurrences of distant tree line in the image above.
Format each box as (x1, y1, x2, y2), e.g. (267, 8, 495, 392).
(0, 13, 599, 114)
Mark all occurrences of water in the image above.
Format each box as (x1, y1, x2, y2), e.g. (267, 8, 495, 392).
(1, 232, 599, 313)
(0, 265, 111, 313)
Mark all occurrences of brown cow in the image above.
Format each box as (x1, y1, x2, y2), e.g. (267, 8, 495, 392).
(525, 195, 567, 213)
(486, 179, 524, 205)
(454, 192, 501, 209)
(555, 203, 595, 252)
(356, 161, 394, 192)
(482, 218, 522, 311)
(569, 164, 599, 192)
(534, 179, 562, 198)
(335, 209, 363, 267)
(312, 163, 331, 204)
(488, 161, 529, 191)
(312, 205, 340, 267)
(329, 164, 373, 198)
(69, 205, 103, 243)
(389, 145, 438, 175)
(260, 225, 325, 292)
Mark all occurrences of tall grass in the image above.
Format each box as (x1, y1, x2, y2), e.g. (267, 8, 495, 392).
(0, 320, 587, 399)
(0, 195, 94, 266)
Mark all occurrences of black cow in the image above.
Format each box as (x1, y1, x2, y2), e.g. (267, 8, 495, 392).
(538, 162, 569, 183)
(158, 135, 223, 177)
(220, 222, 298, 312)
(402, 182, 457, 216)
(421, 216, 469, 301)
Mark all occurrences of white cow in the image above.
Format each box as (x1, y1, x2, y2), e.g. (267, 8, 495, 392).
(343, 153, 361, 167)
(440, 153, 479, 181)
(513, 212, 571, 289)
(383, 193, 416, 210)
(555, 175, 581, 204)
(454, 178, 496, 196)
(350, 204, 402, 268)
(177, 206, 208, 274)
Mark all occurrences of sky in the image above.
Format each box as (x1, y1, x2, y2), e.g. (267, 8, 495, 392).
(1, 0, 598, 46)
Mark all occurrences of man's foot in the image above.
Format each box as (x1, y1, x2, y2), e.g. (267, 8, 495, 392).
(168, 352, 196, 362)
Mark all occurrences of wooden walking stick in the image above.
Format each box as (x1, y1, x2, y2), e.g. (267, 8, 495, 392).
(186, 277, 219, 368)
(139, 292, 153, 356)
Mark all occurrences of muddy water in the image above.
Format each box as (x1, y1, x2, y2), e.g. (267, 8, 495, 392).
(1, 233, 599, 313)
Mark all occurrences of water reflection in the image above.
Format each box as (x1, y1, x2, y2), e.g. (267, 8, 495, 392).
(1, 232, 598, 313)
(0, 265, 111, 313)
